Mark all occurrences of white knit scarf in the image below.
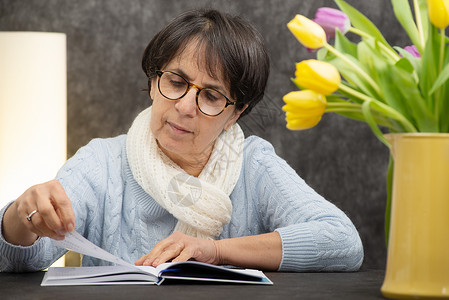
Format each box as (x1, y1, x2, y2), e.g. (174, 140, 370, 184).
(126, 107, 244, 239)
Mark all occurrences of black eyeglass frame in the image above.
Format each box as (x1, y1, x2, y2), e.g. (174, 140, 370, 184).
(150, 70, 236, 117)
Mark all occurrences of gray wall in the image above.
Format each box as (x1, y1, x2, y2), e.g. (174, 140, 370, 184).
(0, 0, 410, 269)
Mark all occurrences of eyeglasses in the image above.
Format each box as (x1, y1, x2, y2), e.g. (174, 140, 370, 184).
(151, 70, 236, 117)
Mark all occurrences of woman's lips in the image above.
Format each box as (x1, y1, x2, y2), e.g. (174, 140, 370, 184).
(167, 121, 192, 134)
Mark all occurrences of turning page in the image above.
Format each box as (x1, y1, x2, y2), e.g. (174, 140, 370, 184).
(53, 230, 135, 268)
(47, 231, 273, 286)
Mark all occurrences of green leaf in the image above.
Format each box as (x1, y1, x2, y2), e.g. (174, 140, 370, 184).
(385, 154, 394, 247)
(391, 0, 422, 53)
(394, 46, 421, 74)
(321, 48, 381, 100)
(416, 0, 429, 43)
(361, 100, 391, 147)
(334, 0, 395, 53)
(357, 38, 387, 82)
(290, 77, 302, 90)
(326, 94, 347, 102)
(395, 57, 415, 74)
(438, 82, 449, 131)
(419, 25, 439, 111)
(316, 48, 328, 61)
(429, 61, 449, 95)
(333, 82, 364, 104)
(332, 110, 366, 123)
(334, 29, 358, 58)
(379, 64, 438, 132)
(332, 84, 404, 131)
(439, 51, 449, 131)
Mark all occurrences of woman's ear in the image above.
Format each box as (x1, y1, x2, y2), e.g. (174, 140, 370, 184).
(149, 78, 157, 100)
(224, 104, 249, 130)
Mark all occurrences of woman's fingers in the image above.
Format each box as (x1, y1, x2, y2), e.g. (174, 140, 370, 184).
(144, 240, 184, 266)
(135, 233, 184, 266)
(135, 232, 218, 267)
(18, 180, 74, 239)
(171, 248, 194, 263)
(25, 211, 65, 240)
(48, 180, 75, 232)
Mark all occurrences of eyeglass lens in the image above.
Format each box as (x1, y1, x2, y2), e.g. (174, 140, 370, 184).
(158, 71, 229, 116)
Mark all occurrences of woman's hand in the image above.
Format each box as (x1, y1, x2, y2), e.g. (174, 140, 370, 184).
(2, 179, 75, 246)
(134, 232, 219, 267)
(135, 231, 282, 271)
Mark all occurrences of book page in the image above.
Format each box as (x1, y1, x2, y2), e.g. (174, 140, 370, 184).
(41, 266, 160, 286)
(53, 231, 135, 268)
(50, 233, 273, 286)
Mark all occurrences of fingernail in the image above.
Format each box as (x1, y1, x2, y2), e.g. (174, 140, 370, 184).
(67, 223, 74, 232)
(57, 229, 66, 236)
(54, 235, 65, 241)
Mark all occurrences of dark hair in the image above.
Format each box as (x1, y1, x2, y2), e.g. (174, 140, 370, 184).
(141, 9, 270, 117)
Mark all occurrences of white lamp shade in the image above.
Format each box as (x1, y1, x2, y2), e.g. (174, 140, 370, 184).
(0, 32, 67, 208)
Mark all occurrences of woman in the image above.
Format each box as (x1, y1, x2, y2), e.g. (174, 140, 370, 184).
(0, 9, 363, 272)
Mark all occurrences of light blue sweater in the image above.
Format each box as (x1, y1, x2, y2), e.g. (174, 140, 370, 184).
(0, 135, 363, 272)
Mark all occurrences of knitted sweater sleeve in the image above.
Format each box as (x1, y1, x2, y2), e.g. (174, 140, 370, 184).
(0, 138, 110, 272)
(244, 136, 363, 272)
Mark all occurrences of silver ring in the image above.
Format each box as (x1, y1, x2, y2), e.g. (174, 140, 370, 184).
(26, 210, 38, 222)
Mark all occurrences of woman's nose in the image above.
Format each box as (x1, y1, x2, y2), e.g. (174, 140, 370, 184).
(175, 87, 198, 117)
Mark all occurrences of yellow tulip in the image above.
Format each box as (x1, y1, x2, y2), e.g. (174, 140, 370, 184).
(282, 90, 326, 130)
(426, 0, 449, 28)
(287, 14, 327, 49)
(294, 59, 341, 95)
(285, 116, 323, 130)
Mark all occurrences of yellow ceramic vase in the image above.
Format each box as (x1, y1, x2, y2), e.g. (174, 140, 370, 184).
(381, 133, 449, 299)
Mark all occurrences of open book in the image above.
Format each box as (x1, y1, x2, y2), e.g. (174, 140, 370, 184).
(42, 231, 272, 286)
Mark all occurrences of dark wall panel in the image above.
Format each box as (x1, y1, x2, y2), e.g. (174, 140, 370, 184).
(0, 0, 410, 269)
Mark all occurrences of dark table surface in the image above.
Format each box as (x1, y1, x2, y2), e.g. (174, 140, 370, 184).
(0, 269, 386, 300)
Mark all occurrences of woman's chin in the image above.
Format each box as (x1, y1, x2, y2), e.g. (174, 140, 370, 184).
(157, 138, 188, 157)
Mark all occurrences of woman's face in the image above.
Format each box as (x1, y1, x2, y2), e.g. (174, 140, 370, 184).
(149, 41, 246, 166)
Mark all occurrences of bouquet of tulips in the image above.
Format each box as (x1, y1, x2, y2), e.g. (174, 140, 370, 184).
(283, 0, 449, 147)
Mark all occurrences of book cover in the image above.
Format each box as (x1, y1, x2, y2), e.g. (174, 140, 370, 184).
(41, 261, 273, 286)
(44, 231, 272, 286)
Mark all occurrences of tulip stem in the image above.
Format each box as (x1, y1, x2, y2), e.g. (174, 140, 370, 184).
(324, 43, 382, 97)
(348, 27, 371, 39)
(325, 108, 360, 113)
(326, 102, 359, 107)
(348, 27, 399, 62)
(362, 100, 391, 148)
(338, 84, 417, 132)
(326, 101, 399, 130)
(435, 28, 445, 127)
(325, 107, 398, 130)
(413, 0, 425, 52)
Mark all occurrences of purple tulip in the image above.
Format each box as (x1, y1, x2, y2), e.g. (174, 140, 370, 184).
(404, 45, 421, 58)
(313, 7, 350, 40)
